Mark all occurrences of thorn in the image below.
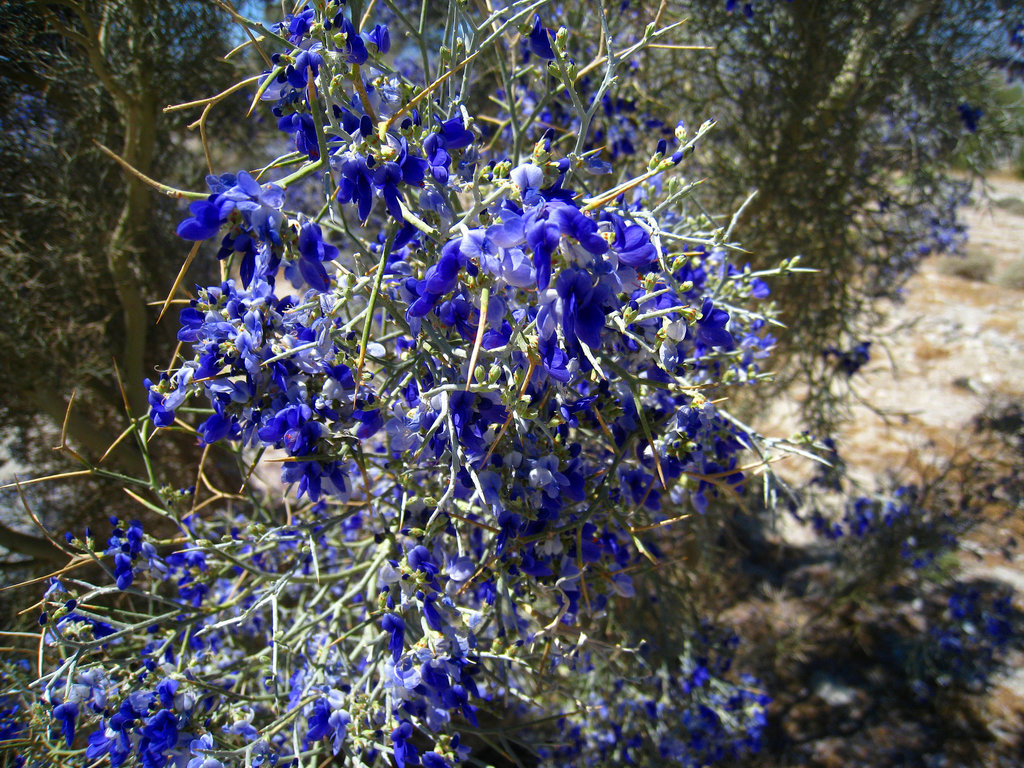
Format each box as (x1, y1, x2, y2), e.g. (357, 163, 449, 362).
(159, 240, 202, 324)
(465, 288, 490, 391)
(56, 389, 76, 451)
(111, 358, 134, 419)
(93, 141, 205, 199)
(14, 476, 74, 560)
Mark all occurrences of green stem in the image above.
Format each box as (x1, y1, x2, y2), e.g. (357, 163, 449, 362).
(354, 227, 398, 391)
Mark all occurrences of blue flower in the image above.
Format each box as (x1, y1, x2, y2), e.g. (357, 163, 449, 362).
(422, 751, 451, 768)
(334, 151, 377, 221)
(52, 702, 77, 747)
(524, 207, 562, 291)
(373, 136, 428, 221)
(58, 613, 115, 640)
(408, 544, 439, 576)
(197, 407, 235, 445)
(187, 734, 225, 768)
(423, 132, 452, 184)
(223, 711, 259, 744)
(391, 721, 418, 768)
(333, 15, 369, 64)
(424, 116, 474, 184)
(958, 102, 983, 133)
(601, 211, 656, 268)
(436, 115, 474, 150)
(352, 404, 384, 440)
(180, 172, 284, 287)
(326, 709, 350, 754)
(176, 199, 226, 241)
(539, 334, 573, 383)
(528, 14, 555, 60)
(285, 44, 324, 89)
(259, 404, 321, 456)
(409, 238, 464, 317)
(297, 221, 338, 291)
(113, 552, 134, 590)
(381, 613, 406, 661)
(555, 204, 608, 257)
(87, 723, 131, 766)
(280, 8, 314, 43)
(139, 709, 179, 764)
(437, 296, 478, 339)
(367, 23, 391, 54)
(556, 267, 612, 351)
(278, 112, 319, 159)
(306, 697, 349, 754)
(694, 297, 734, 350)
(511, 163, 544, 204)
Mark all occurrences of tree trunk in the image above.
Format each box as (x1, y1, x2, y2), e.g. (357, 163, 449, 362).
(106, 93, 158, 417)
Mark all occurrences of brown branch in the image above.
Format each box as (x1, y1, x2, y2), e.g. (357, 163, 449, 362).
(0, 521, 65, 566)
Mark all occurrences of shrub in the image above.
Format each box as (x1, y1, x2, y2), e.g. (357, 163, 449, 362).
(996, 257, 1024, 290)
(936, 250, 997, 282)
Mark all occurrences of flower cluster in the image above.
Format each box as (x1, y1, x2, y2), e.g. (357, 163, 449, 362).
(926, 587, 1017, 689)
(806, 483, 964, 574)
(538, 628, 770, 768)
(24, 3, 786, 767)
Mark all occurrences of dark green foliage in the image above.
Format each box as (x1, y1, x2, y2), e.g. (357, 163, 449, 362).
(0, 0, 239, 549)
(606, 0, 1024, 432)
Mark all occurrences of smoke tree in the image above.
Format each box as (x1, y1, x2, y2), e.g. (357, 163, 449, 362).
(4, 1, 790, 766)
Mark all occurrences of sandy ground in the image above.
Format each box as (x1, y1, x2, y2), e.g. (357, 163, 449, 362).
(759, 173, 1024, 486)
(839, 173, 1024, 478)
(802, 172, 1024, 726)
